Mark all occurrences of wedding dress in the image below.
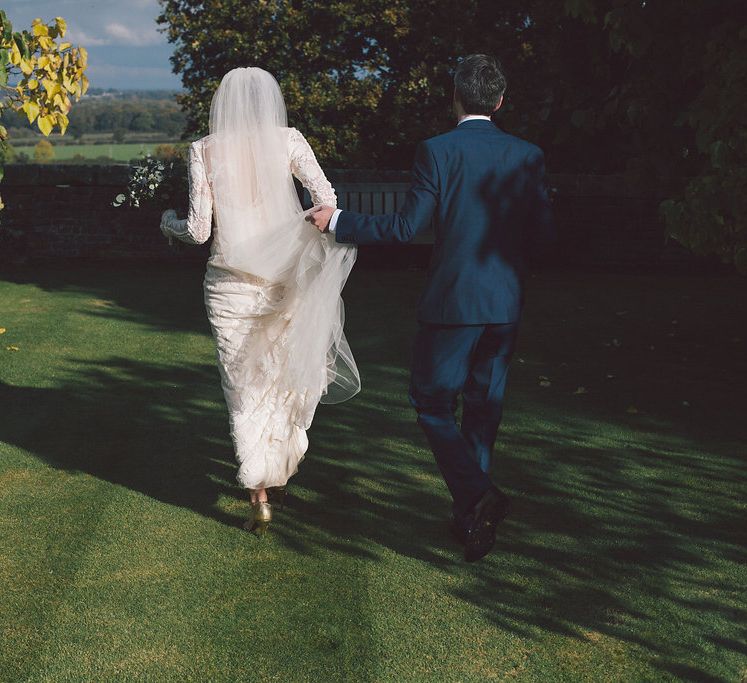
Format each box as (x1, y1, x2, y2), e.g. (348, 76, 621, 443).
(160, 68, 359, 490)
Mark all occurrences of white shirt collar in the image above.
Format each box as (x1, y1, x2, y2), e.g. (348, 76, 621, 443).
(457, 114, 493, 125)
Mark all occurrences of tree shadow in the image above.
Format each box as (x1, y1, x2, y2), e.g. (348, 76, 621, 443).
(0, 357, 242, 526)
(1, 262, 745, 681)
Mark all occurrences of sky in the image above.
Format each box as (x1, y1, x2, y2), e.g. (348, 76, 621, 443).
(5, 0, 181, 90)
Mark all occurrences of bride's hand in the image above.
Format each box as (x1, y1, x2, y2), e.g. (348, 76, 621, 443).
(160, 209, 177, 244)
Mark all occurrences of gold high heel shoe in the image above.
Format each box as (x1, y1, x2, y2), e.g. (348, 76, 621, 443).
(243, 501, 272, 537)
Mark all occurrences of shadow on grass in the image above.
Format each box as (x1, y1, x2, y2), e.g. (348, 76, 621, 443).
(1, 263, 745, 681)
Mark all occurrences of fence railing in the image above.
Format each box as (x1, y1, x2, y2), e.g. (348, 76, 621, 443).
(303, 181, 434, 244)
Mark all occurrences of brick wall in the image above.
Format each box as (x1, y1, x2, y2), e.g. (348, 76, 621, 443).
(0, 163, 698, 268)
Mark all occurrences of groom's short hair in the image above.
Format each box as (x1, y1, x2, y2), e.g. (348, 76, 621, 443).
(454, 54, 506, 116)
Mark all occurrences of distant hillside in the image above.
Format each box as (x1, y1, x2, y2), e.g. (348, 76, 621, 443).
(2, 89, 187, 144)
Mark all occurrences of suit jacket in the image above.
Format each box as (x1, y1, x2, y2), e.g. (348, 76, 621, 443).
(334, 119, 556, 324)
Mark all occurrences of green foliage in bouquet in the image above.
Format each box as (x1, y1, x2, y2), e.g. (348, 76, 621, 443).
(113, 153, 188, 213)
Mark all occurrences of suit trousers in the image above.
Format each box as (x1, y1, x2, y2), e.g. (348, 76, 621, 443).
(408, 321, 518, 523)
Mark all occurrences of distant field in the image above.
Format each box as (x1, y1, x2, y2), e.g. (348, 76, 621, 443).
(12, 142, 184, 162)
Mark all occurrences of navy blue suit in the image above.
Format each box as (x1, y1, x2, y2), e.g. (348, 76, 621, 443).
(335, 119, 556, 525)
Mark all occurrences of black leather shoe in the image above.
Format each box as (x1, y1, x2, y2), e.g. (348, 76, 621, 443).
(464, 487, 510, 562)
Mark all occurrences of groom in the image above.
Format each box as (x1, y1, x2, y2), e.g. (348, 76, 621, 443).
(308, 54, 556, 561)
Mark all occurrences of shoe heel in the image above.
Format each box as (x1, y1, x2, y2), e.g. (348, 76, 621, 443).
(248, 501, 272, 538)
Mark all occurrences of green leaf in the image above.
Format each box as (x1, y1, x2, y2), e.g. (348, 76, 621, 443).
(0, 10, 12, 42)
(13, 32, 30, 60)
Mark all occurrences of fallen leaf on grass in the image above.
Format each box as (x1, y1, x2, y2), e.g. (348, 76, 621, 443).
(6, 345, 19, 352)
(0, 327, 5, 334)
(573, 386, 588, 395)
(538, 375, 551, 387)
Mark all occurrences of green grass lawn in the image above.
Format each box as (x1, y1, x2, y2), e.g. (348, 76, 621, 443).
(0, 263, 745, 682)
(12, 142, 180, 162)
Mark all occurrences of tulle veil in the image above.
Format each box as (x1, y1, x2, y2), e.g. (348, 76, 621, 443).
(203, 67, 360, 428)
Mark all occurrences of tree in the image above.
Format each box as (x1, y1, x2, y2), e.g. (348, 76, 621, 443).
(0, 11, 88, 209)
(112, 126, 127, 143)
(33, 138, 53, 162)
(562, 0, 747, 271)
(155, 0, 649, 169)
(158, 0, 397, 166)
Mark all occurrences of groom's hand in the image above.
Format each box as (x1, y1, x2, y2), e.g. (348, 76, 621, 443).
(306, 205, 335, 232)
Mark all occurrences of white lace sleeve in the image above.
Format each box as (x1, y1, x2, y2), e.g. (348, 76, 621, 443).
(288, 127, 337, 207)
(160, 139, 213, 245)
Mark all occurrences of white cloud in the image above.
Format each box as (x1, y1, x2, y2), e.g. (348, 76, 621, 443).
(105, 21, 162, 46)
(66, 27, 110, 46)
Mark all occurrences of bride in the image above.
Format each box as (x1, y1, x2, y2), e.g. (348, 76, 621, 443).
(160, 67, 360, 536)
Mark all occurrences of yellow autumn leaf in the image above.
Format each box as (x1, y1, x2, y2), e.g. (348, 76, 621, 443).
(27, 78, 39, 90)
(0, 328, 6, 335)
(22, 100, 40, 124)
(38, 36, 54, 50)
(57, 112, 69, 134)
(55, 16, 67, 37)
(32, 21, 49, 37)
(42, 78, 61, 96)
(38, 55, 50, 69)
(59, 41, 72, 51)
(6, 345, 20, 352)
(37, 114, 55, 136)
(9, 41, 21, 65)
(19, 58, 34, 76)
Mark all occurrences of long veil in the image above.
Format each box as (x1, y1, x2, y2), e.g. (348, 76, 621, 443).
(204, 67, 360, 428)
